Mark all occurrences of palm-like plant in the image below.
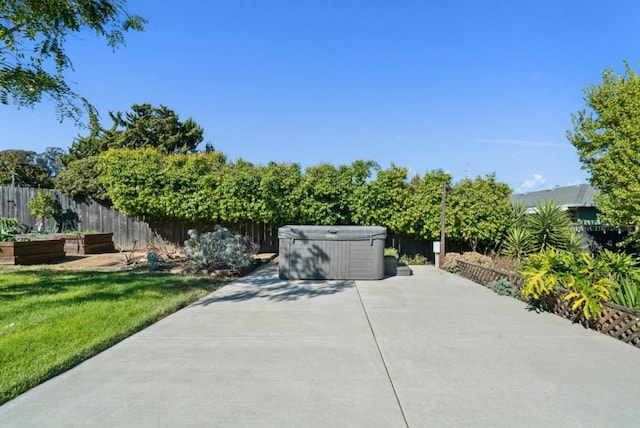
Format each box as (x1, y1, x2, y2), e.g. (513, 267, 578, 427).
(528, 201, 572, 252)
(501, 227, 533, 263)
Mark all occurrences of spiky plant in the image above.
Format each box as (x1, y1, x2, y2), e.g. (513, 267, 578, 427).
(528, 200, 572, 252)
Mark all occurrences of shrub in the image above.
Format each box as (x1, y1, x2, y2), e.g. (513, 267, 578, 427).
(0, 217, 19, 242)
(183, 226, 259, 271)
(27, 191, 59, 232)
(147, 251, 161, 270)
(384, 247, 399, 259)
(487, 278, 519, 297)
(399, 253, 427, 265)
(461, 251, 492, 267)
(443, 252, 462, 272)
(520, 249, 616, 320)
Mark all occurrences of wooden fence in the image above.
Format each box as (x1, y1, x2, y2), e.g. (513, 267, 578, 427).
(1, 186, 435, 258)
(455, 260, 640, 349)
(0, 187, 280, 252)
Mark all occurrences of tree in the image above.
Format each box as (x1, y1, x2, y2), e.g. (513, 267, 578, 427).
(58, 103, 205, 201)
(0, 0, 145, 122)
(35, 147, 64, 178)
(400, 169, 452, 240)
(0, 149, 53, 188)
(567, 62, 640, 244)
(64, 103, 204, 163)
(54, 156, 109, 201)
(351, 165, 410, 232)
(27, 190, 59, 231)
(448, 174, 512, 252)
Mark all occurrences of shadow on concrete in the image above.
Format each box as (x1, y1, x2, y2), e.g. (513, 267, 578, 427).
(194, 264, 353, 305)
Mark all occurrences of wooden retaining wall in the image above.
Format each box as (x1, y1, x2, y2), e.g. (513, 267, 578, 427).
(455, 260, 640, 349)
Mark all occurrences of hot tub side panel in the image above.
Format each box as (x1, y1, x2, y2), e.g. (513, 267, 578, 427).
(279, 238, 350, 280)
(348, 239, 385, 280)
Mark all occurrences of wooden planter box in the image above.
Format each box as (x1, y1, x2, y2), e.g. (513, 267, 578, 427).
(15, 233, 116, 255)
(0, 239, 66, 265)
(56, 233, 116, 255)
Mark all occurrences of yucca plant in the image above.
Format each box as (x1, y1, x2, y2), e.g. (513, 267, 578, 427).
(501, 226, 533, 263)
(565, 232, 588, 254)
(528, 201, 572, 252)
(510, 201, 529, 229)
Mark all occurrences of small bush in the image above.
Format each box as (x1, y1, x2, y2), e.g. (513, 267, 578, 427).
(461, 251, 492, 267)
(0, 217, 19, 242)
(183, 226, 259, 271)
(488, 278, 513, 296)
(147, 251, 161, 270)
(443, 252, 462, 272)
(384, 247, 399, 259)
(27, 191, 60, 232)
(399, 254, 427, 265)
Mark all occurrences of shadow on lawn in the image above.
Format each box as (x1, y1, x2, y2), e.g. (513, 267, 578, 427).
(0, 270, 224, 307)
(194, 264, 353, 305)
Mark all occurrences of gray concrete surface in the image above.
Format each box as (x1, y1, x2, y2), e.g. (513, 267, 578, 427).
(1, 264, 640, 427)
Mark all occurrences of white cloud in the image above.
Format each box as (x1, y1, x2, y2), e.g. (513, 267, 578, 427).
(516, 174, 547, 193)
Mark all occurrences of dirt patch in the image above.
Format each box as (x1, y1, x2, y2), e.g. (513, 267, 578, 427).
(22, 252, 278, 273)
(29, 252, 146, 271)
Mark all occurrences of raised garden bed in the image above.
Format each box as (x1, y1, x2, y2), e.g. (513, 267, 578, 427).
(16, 233, 116, 255)
(56, 233, 116, 255)
(0, 239, 66, 265)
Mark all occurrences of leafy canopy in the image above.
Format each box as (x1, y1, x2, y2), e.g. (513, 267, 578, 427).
(65, 103, 204, 163)
(0, 0, 145, 122)
(57, 103, 204, 201)
(449, 174, 512, 252)
(0, 149, 56, 188)
(567, 62, 640, 244)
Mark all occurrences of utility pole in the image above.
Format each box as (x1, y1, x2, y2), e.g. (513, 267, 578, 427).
(440, 181, 446, 268)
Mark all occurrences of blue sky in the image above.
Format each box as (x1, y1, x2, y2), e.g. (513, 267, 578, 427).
(2, 0, 640, 193)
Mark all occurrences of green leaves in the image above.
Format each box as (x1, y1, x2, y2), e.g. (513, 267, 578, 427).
(27, 190, 59, 231)
(1, 0, 146, 122)
(521, 248, 640, 319)
(93, 147, 514, 247)
(568, 62, 640, 246)
(527, 201, 572, 251)
(448, 174, 512, 252)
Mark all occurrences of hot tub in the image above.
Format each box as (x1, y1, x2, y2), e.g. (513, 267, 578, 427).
(278, 225, 387, 280)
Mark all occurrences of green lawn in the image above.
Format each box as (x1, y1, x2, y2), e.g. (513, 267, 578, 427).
(0, 268, 228, 404)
